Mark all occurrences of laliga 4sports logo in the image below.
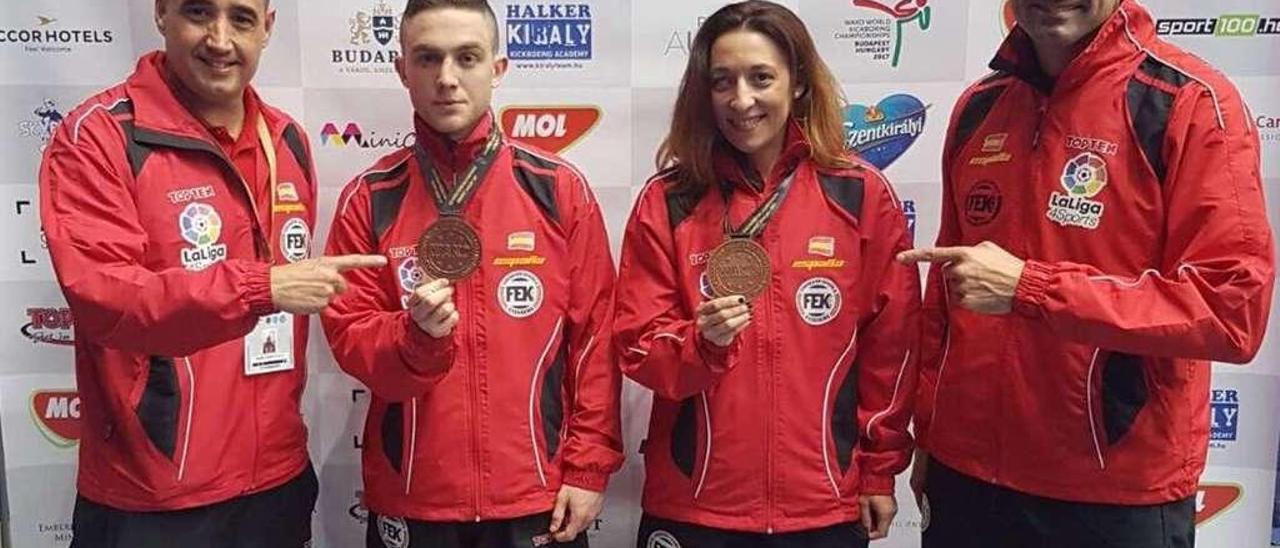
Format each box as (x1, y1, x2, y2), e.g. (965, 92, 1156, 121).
(500, 106, 601, 154)
(1195, 483, 1242, 527)
(30, 390, 81, 448)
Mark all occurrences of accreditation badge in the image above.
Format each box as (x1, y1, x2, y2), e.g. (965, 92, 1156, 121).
(244, 312, 294, 376)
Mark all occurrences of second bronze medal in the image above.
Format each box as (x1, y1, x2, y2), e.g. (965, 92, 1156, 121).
(706, 237, 771, 301)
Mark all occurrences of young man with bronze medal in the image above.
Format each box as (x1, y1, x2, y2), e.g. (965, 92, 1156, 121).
(320, 1, 623, 546)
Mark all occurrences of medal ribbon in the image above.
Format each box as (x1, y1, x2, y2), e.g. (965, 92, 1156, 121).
(414, 127, 503, 216)
(719, 169, 798, 239)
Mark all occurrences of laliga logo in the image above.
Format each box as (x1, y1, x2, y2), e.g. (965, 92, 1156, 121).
(30, 390, 81, 448)
(500, 106, 601, 154)
(1194, 483, 1242, 527)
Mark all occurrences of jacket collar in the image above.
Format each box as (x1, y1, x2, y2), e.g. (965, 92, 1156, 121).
(413, 111, 497, 177)
(713, 118, 811, 195)
(990, 0, 1155, 94)
(125, 51, 280, 142)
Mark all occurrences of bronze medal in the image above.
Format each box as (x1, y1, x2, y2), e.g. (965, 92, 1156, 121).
(417, 216, 482, 280)
(707, 238, 771, 300)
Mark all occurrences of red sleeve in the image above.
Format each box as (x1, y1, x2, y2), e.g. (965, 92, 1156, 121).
(614, 181, 739, 401)
(1012, 80, 1274, 363)
(319, 176, 455, 401)
(851, 174, 921, 495)
(39, 105, 273, 357)
(556, 171, 624, 492)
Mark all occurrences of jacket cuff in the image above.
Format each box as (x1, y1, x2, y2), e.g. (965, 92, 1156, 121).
(242, 261, 277, 316)
(1013, 259, 1054, 318)
(695, 334, 739, 374)
(561, 468, 610, 492)
(858, 473, 896, 496)
(400, 313, 455, 376)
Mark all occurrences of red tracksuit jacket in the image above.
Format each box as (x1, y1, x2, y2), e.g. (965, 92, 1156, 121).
(615, 124, 920, 533)
(321, 114, 623, 522)
(917, 0, 1274, 505)
(39, 52, 316, 511)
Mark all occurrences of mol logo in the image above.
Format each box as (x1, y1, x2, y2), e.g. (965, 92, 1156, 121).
(30, 390, 81, 448)
(1195, 483, 1242, 527)
(21, 307, 74, 346)
(500, 106, 600, 154)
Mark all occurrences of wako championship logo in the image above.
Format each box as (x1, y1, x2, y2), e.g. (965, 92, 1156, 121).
(839, 1, 932, 68)
(844, 94, 928, 170)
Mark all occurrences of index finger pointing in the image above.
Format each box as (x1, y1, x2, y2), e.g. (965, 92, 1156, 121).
(896, 247, 969, 264)
(320, 254, 388, 271)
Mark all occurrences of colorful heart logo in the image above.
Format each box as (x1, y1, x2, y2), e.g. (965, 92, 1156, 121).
(844, 94, 929, 170)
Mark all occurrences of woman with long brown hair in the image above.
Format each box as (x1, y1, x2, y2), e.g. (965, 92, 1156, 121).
(614, 1, 921, 546)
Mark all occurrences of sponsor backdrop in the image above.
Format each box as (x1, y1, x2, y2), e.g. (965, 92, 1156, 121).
(0, 0, 1277, 546)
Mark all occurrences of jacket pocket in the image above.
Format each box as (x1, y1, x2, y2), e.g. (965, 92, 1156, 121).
(1099, 352, 1149, 446)
(134, 356, 180, 460)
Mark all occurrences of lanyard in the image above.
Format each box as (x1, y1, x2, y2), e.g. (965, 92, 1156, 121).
(243, 115, 279, 261)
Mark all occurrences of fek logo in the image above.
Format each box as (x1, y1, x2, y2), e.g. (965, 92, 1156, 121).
(30, 390, 81, 448)
(500, 106, 600, 153)
(1195, 483, 1242, 527)
(1209, 388, 1239, 447)
(851, 0, 932, 67)
(844, 94, 928, 170)
(21, 307, 74, 346)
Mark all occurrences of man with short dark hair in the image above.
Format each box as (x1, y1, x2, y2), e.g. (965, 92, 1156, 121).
(321, 1, 623, 547)
(900, 0, 1274, 547)
(40, 1, 383, 546)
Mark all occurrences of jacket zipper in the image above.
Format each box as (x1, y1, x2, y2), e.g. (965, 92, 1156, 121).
(459, 172, 484, 523)
(764, 236, 777, 534)
(1031, 97, 1048, 149)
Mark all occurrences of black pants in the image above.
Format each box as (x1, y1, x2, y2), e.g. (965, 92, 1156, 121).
(367, 511, 588, 548)
(70, 464, 318, 548)
(636, 514, 869, 548)
(922, 459, 1195, 548)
